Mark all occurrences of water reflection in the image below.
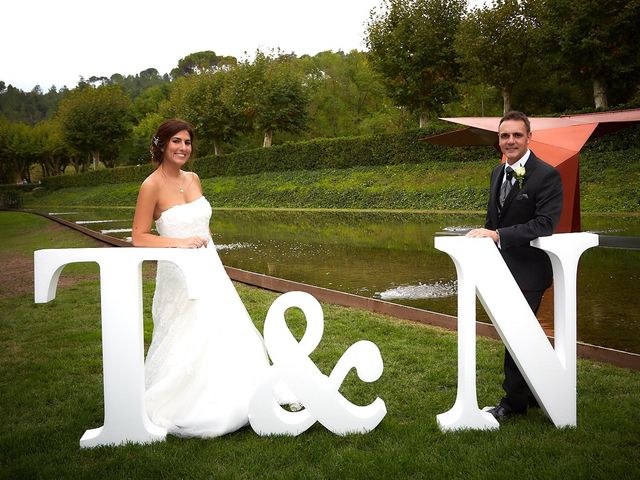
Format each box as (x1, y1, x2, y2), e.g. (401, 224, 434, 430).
(53, 207, 640, 354)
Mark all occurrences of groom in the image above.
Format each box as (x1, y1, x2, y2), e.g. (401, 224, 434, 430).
(466, 111, 563, 421)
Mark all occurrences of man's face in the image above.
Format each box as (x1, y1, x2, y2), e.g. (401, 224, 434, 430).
(498, 119, 531, 165)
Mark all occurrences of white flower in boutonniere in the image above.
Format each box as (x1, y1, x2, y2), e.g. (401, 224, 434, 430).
(513, 166, 526, 187)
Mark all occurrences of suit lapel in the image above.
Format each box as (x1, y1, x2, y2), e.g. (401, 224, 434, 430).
(489, 165, 503, 224)
(501, 182, 520, 212)
(492, 165, 504, 202)
(500, 153, 539, 213)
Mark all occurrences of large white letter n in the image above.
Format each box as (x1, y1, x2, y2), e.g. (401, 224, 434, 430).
(434, 233, 598, 431)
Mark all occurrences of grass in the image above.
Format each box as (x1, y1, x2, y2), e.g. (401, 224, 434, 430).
(11, 122, 639, 215)
(22, 162, 493, 212)
(21, 150, 639, 213)
(1, 211, 640, 479)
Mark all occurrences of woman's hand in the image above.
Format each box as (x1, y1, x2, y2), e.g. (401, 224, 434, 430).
(178, 236, 209, 249)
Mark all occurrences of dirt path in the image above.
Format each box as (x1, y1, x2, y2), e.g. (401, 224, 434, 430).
(0, 223, 103, 299)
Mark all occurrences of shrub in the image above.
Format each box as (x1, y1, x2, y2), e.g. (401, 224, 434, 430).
(39, 129, 494, 190)
(38, 123, 639, 192)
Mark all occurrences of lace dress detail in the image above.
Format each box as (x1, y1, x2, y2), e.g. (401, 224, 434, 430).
(144, 196, 270, 437)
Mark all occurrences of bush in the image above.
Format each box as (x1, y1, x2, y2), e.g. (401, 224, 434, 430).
(30, 120, 640, 193)
(0, 190, 23, 208)
(40, 164, 154, 190)
(39, 128, 494, 190)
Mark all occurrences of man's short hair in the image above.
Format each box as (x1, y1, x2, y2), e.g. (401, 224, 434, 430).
(499, 111, 531, 133)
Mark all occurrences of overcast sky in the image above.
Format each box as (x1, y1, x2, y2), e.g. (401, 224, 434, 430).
(1, 0, 387, 92)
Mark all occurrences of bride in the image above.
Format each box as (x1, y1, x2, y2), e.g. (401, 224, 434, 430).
(131, 119, 275, 437)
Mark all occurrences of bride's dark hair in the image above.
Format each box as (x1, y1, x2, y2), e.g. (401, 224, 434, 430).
(150, 118, 195, 166)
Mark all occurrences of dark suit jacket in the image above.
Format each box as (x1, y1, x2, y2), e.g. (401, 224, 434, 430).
(484, 151, 563, 292)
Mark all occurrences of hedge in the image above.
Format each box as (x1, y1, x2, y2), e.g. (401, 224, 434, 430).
(38, 129, 494, 191)
(31, 123, 640, 192)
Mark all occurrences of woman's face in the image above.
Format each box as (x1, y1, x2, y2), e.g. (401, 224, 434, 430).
(162, 129, 192, 166)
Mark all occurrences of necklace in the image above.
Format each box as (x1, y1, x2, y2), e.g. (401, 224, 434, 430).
(161, 167, 184, 193)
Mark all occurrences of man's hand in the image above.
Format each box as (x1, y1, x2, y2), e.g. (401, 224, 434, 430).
(466, 228, 499, 243)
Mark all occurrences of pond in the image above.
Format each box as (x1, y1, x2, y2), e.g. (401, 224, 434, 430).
(49, 207, 640, 354)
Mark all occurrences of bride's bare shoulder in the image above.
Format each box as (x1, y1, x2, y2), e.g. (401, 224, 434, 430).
(135, 171, 164, 209)
(140, 169, 163, 189)
(185, 171, 202, 189)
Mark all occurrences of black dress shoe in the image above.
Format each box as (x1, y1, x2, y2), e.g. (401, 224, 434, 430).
(485, 403, 523, 421)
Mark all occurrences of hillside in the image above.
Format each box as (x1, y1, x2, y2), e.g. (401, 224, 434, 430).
(18, 125, 640, 213)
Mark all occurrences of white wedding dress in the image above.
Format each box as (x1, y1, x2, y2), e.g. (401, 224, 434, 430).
(144, 196, 271, 437)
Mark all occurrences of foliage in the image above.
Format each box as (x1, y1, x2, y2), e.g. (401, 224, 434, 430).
(0, 116, 16, 183)
(4, 6, 640, 169)
(170, 50, 238, 78)
(23, 124, 640, 214)
(0, 82, 63, 124)
(56, 85, 132, 169)
(31, 118, 78, 177)
(455, 0, 540, 114)
(0, 118, 38, 183)
(36, 125, 472, 190)
(366, 0, 466, 127)
(162, 72, 244, 156)
(33, 141, 631, 213)
(194, 128, 480, 178)
(508, 55, 592, 116)
(443, 82, 503, 117)
(123, 112, 165, 166)
(539, 0, 640, 109)
(82, 68, 171, 100)
(250, 53, 310, 147)
(159, 52, 310, 153)
(37, 164, 153, 190)
(131, 84, 170, 122)
(0, 189, 23, 208)
(299, 50, 403, 137)
(578, 125, 640, 212)
(197, 163, 492, 211)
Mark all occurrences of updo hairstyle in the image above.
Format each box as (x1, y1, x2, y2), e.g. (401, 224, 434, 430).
(150, 118, 195, 166)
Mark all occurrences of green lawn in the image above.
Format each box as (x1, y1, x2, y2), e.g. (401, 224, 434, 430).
(21, 152, 639, 214)
(1, 211, 639, 479)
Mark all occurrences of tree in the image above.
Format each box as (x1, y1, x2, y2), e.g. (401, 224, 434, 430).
(366, 0, 466, 128)
(0, 119, 37, 183)
(171, 51, 238, 78)
(32, 119, 73, 177)
(455, 0, 540, 115)
(56, 85, 132, 169)
(0, 117, 17, 183)
(125, 112, 164, 166)
(540, 0, 640, 109)
(0, 82, 62, 124)
(249, 53, 310, 147)
(107, 68, 169, 100)
(164, 71, 243, 156)
(131, 84, 170, 121)
(299, 50, 399, 137)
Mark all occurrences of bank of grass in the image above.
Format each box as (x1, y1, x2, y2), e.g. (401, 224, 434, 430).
(1, 211, 639, 479)
(22, 162, 493, 212)
(22, 153, 639, 213)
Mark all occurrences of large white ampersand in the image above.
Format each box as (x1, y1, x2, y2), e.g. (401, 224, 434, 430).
(248, 291, 387, 436)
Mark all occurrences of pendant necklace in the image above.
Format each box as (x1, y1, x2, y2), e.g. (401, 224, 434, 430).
(161, 166, 184, 193)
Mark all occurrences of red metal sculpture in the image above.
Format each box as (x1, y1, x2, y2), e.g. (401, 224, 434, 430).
(423, 109, 640, 232)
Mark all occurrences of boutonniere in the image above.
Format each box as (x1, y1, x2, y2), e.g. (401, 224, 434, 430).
(513, 166, 526, 187)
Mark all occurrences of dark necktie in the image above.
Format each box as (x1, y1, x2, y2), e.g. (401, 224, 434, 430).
(499, 166, 514, 208)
